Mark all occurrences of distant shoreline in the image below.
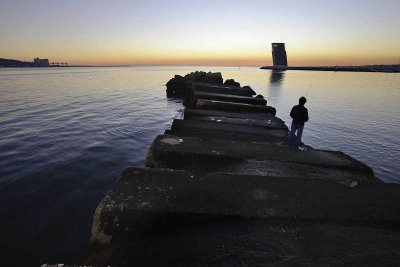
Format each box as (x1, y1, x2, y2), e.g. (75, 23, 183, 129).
(0, 65, 131, 68)
(0, 58, 133, 68)
(1, 62, 399, 73)
(260, 65, 400, 73)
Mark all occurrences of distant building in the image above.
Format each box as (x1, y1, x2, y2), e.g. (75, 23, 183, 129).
(34, 58, 49, 67)
(271, 43, 288, 66)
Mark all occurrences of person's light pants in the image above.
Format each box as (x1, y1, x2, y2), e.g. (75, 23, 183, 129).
(288, 123, 304, 149)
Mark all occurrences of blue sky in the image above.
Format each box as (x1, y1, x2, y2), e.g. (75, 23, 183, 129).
(1, 0, 399, 66)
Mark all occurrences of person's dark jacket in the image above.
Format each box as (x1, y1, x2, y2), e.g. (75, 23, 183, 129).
(290, 105, 309, 126)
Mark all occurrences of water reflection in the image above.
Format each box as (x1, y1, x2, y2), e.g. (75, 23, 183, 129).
(267, 70, 286, 107)
(269, 70, 285, 86)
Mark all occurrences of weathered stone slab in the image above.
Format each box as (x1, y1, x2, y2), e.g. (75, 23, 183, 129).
(184, 108, 279, 120)
(147, 141, 377, 185)
(88, 167, 400, 253)
(146, 135, 375, 176)
(197, 99, 277, 115)
(87, 168, 400, 265)
(216, 158, 379, 185)
(184, 82, 258, 107)
(87, 218, 400, 266)
(194, 91, 267, 106)
(169, 119, 286, 143)
(168, 127, 284, 143)
(192, 82, 256, 96)
(187, 115, 288, 131)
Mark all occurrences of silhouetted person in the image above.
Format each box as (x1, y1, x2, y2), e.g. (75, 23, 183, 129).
(288, 97, 309, 149)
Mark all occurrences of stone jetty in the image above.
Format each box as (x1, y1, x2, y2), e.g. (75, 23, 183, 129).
(86, 72, 400, 266)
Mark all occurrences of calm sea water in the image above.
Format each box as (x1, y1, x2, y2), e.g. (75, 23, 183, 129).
(0, 66, 399, 265)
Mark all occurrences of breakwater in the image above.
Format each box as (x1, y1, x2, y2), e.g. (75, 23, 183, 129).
(261, 64, 400, 73)
(86, 71, 400, 266)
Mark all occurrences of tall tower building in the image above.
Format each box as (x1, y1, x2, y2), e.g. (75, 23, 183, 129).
(271, 43, 288, 66)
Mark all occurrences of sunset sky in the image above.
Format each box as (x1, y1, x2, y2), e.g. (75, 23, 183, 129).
(0, 0, 399, 66)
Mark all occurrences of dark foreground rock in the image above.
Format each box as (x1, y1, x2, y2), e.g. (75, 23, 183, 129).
(86, 167, 400, 266)
(88, 219, 400, 266)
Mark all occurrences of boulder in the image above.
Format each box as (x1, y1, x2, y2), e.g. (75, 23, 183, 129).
(204, 72, 223, 84)
(242, 85, 256, 95)
(166, 75, 186, 97)
(224, 79, 240, 87)
(166, 72, 223, 98)
(185, 71, 206, 82)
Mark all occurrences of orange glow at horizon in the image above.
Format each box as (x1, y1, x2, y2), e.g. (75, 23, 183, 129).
(6, 47, 399, 67)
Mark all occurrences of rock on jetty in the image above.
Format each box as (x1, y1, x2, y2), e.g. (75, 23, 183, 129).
(86, 72, 400, 266)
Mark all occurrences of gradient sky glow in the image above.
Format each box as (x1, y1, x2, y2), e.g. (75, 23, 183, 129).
(0, 0, 399, 66)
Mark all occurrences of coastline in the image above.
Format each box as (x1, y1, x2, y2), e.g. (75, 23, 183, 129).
(0, 65, 132, 68)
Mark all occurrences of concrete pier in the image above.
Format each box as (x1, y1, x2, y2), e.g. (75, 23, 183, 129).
(86, 72, 400, 266)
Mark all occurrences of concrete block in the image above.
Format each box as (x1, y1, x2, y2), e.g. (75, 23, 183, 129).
(146, 135, 375, 177)
(169, 119, 287, 143)
(197, 99, 277, 115)
(90, 167, 400, 241)
(86, 167, 400, 265)
(192, 82, 255, 96)
(184, 108, 279, 120)
(187, 115, 288, 131)
(87, 218, 400, 266)
(194, 91, 267, 106)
